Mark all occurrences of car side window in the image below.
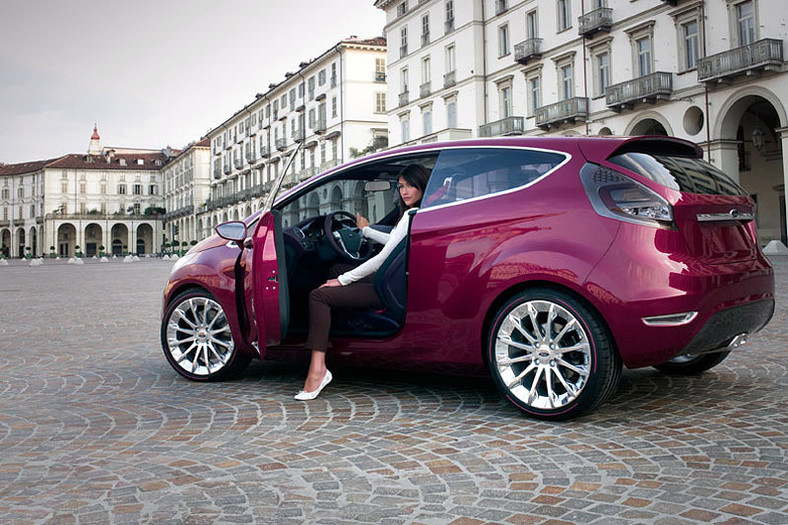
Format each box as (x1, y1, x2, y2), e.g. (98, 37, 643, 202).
(422, 148, 567, 208)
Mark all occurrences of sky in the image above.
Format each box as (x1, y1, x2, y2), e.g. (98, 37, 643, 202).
(0, 0, 386, 164)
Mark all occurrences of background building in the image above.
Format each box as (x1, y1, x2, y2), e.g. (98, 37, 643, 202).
(200, 36, 388, 238)
(376, 0, 787, 245)
(161, 138, 212, 250)
(0, 127, 170, 258)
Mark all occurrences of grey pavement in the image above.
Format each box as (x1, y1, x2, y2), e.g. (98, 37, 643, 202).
(0, 256, 786, 524)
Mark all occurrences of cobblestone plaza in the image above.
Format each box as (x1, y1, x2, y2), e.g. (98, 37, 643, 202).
(1, 258, 786, 524)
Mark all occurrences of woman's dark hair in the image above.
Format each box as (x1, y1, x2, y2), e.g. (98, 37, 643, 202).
(397, 164, 430, 214)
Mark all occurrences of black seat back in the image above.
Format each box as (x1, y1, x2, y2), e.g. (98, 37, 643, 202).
(373, 237, 408, 322)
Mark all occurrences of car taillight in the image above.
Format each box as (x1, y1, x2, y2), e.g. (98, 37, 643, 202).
(580, 163, 674, 228)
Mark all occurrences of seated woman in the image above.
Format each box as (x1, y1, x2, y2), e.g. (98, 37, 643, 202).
(295, 164, 430, 400)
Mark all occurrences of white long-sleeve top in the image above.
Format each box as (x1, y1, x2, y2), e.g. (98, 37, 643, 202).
(337, 210, 415, 286)
(361, 226, 390, 245)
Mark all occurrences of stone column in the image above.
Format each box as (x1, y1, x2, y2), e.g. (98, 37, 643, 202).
(778, 127, 788, 246)
(704, 139, 741, 183)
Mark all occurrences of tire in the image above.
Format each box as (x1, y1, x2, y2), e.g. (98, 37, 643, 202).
(653, 351, 730, 375)
(486, 288, 622, 421)
(161, 289, 250, 381)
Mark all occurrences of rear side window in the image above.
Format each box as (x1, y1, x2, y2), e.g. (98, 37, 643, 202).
(609, 152, 745, 196)
(423, 148, 566, 208)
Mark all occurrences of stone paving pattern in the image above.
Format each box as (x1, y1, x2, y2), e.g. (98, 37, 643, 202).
(0, 257, 786, 524)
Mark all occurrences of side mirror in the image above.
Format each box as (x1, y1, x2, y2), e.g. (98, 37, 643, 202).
(364, 180, 392, 192)
(215, 221, 248, 243)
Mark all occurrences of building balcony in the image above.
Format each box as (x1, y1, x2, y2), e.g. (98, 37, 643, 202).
(245, 151, 254, 163)
(320, 158, 340, 172)
(291, 128, 305, 143)
(535, 97, 588, 130)
(233, 158, 244, 169)
(698, 39, 784, 84)
(164, 205, 194, 221)
(314, 118, 327, 135)
(478, 116, 525, 137)
(445, 19, 454, 34)
(0, 219, 9, 227)
(223, 164, 231, 174)
(275, 138, 287, 151)
(495, 0, 507, 15)
(260, 146, 270, 158)
(578, 7, 612, 38)
(514, 38, 542, 65)
(213, 165, 222, 179)
(421, 33, 430, 47)
(420, 81, 431, 98)
(400, 44, 408, 58)
(299, 166, 318, 182)
(444, 71, 456, 88)
(606, 72, 673, 112)
(375, 72, 386, 82)
(399, 91, 409, 107)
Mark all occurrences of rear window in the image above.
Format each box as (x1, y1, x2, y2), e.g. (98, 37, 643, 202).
(609, 153, 746, 196)
(423, 148, 567, 207)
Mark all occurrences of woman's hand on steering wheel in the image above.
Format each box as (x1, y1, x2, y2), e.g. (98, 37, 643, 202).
(355, 213, 370, 230)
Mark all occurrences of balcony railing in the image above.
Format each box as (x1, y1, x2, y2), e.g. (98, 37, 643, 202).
(245, 151, 254, 163)
(606, 72, 673, 112)
(698, 39, 784, 83)
(291, 127, 305, 143)
(445, 19, 454, 34)
(400, 44, 408, 58)
(223, 164, 231, 174)
(299, 166, 319, 182)
(233, 158, 243, 169)
(375, 72, 386, 82)
(579, 7, 612, 37)
(399, 91, 409, 107)
(275, 138, 287, 151)
(514, 38, 542, 65)
(163, 205, 194, 221)
(495, 0, 507, 15)
(478, 116, 525, 137)
(320, 159, 340, 172)
(260, 146, 270, 158)
(444, 70, 456, 88)
(535, 97, 588, 129)
(422, 33, 430, 47)
(420, 81, 431, 98)
(0, 219, 10, 227)
(314, 118, 327, 134)
(213, 165, 222, 179)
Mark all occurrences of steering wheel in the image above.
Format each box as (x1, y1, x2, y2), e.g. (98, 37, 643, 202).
(324, 211, 373, 262)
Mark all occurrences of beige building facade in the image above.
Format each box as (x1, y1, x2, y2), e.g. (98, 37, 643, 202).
(0, 127, 170, 258)
(376, 0, 788, 245)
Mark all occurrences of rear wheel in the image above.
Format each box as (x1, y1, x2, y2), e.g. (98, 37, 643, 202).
(486, 288, 621, 421)
(653, 351, 730, 375)
(161, 289, 250, 381)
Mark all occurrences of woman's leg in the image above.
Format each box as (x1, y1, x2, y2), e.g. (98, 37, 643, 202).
(302, 283, 383, 393)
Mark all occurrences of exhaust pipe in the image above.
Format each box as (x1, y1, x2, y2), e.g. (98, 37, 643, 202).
(727, 333, 748, 351)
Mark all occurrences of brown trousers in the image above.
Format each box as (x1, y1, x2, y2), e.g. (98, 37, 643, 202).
(305, 267, 383, 352)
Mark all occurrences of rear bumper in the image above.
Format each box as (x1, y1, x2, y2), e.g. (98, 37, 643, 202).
(584, 225, 774, 368)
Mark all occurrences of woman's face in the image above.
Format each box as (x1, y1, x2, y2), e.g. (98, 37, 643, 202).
(398, 177, 423, 208)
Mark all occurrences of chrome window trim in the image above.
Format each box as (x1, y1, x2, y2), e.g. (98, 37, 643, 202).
(696, 211, 755, 222)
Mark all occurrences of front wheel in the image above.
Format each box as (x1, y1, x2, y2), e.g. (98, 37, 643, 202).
(486, 288, 621, 421)
(653, 351, 730, 375)
(161, 289, 250, 381)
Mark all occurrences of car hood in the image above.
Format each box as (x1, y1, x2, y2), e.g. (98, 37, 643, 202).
(189, 234, 227, 254)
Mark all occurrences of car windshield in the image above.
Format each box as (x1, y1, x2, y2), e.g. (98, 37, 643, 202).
(609, 152, 746, 196)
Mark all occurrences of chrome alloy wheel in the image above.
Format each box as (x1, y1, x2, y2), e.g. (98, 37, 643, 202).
(493, 300, 592, 410)
(165, 296, 235, 376)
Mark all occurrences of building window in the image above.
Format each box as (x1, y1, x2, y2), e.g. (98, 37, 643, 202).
(61, 182, 68, 193)
(397, 0, 407, 17)
(682, 19, 700, 70)
(736, 1, 756, 46)
(445, 0, 454, 33)
(375, 58, 386, 81)
(421, 56, 431, 85)
(594, 51, 610, 97)
(559, 64, 573, 100)
(331, 63, 337, 87)
(422, 14, 430, 47)
(30, 204, 35, 217)
(331, 139, 338, 160)
(79, 182, 86, 194)
(499, 85, 512, 118)
(150, 184, 158, 195)
(375, 92, 387, 113)
(401, 115, 410, 143)
(332, 97, 337, 118)
(308, 77, 315, 100)
(318, 69, 326, 86)
(498, 24, 510, 57)
(446, 97, 457, 128)
(133, 184, 142, 195)
(445, 44, 456, 73)
(401, 67, 409, 95)
(636, 36, 652, 76)
(400, 26, 408, 58)
(422, 106, 432, 136)
(528, 75, 541, 115)
(527, 10, 538, 38)
(557, 0, 571, 31)
(118, 184, 127, 195)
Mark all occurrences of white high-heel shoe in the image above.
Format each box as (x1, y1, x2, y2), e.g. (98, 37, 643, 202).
(294, 370, 333, 401)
